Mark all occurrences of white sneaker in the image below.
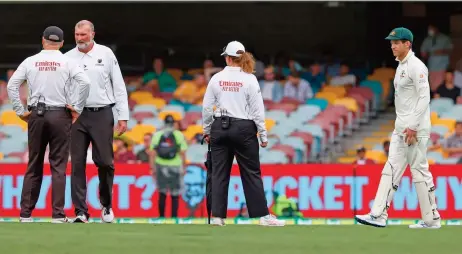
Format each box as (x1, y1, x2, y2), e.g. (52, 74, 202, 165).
(355, 214, 386, 228)
(19, 217, 33, 223)
(51, 217, 70, 224)
(211, 218, 225, 226)
(409, 220, 441, 229)
(101, 207, 114, 223)
(259, 214, 285, 227)
(72, 214, 88, 223)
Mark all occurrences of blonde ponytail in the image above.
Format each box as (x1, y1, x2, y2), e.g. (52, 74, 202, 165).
(230, 51, 256, 74)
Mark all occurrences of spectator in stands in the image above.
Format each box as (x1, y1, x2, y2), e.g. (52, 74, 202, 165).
(283, 71, 313, 103)
(0, 80, 7, 105)
(137, 133, 153, 163)
(142, 58, 177, 93)
(433, 70, 461, 103)
(430, 121, 462, 157)
(204, 59, 222, 82)
(383, 140, 390, 157)
(301, 62, 326, 94)
(114, 141, 137, 163)
(259, 66, 283, 102)
(329, 63, 357, 87)
(453, 58, 462, 92)
(352, 147, 375, 165)
(323, 53, 341, 78)
(420, 24, 453, 91)
(172, 73, 207, 107)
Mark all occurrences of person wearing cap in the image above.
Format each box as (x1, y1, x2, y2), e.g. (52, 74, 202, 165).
(65, 20, 129, 223)
(202, 41, 285, 227)
(352, 147, 375, 165)
(6, 26, 91, 223)
(355, 27, 441, 229)
(149, 114, 188, 218)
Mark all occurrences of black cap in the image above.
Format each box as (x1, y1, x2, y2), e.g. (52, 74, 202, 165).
(164, 114, 175, 125)
(43, 26, 64, 42)
(356, 146, 366, 153)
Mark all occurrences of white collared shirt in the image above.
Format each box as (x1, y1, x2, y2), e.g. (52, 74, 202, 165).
(393, 50, 431, 137)
(7, 50, 91, 115)
(202, 66, 267, 142)
(65, 42, 129, 120)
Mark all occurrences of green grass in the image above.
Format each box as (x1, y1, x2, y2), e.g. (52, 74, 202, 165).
(0, 223, 460, 254)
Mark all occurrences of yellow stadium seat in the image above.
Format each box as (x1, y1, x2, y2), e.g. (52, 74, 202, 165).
(158, 111, 183, 121)
(167, 68, 183, 81)
(125, 124, 157, 144)
(428, 159, 436, 165)
(138, 98, 167, 109)
(366, 150, 387, 164)
(321, 86, 347, 98)
(0, 152, 3, 160)
(184, 124, 203, 140)
(372, 67, 395, 80)
(315, 92, 338, 104)
(188, 68, 204, 76)
(129, 91, 154, 103)
(265, 118, 276, 132)
(434, 118, 457, 133)
(431, 111, 439, 124)
(334, 97, 358, 112)
(337, 156, 356, 164)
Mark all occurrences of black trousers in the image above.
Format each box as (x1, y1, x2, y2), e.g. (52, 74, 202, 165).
(210, 118, 269, 218)
(70, 106, 115, 218)
(21, 109, 72, 219)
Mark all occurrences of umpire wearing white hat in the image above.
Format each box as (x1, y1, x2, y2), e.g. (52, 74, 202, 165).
(202, 41, 285, 227)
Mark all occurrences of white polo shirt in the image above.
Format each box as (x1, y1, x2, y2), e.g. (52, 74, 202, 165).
(202, 66, 267, 142)
(393, 50, 431, 137)
(65, 42, 129, 120)
(7, 50, 91, 115)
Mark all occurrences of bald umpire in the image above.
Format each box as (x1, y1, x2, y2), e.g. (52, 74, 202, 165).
(7, 26, 91, 223)
(65, 20, 129, 223)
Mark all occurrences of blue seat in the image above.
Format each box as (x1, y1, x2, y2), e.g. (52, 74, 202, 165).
(0, 104, 14, 113)
(265, 137, 279, 150)
(306, 98, 328, 111)
(133, 105, 158, 114)
(296, 104, 322, 116)
(427, 151, 444, 162)
(127, 119, 138, 130)
(280, 136, 306, 163)
(438, 157, 460, 164)
(430, 98, 454, 116)
(0, 157, 23, 163)
(270, 124, 297, 138)
(360, 80, 383, 110)
(142, 118, 165, 130)
(0, 138, 26, 155)
(265, 110, 288, 124)
(372, 144, 384, 152)
(0, 125, 25, 138)
(133, 144, 146, 155)
(431, 125, 449, 137)
(260, 150, 289, 164)
(296, 124, 325, 158)
(162, 105, 185, 115)
(187, 105, 203, 112)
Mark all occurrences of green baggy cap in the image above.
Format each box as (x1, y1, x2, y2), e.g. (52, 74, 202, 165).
(385, 27, 414, 43)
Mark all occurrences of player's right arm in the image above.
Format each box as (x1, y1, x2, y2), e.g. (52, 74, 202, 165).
(7, 58, 29, 116)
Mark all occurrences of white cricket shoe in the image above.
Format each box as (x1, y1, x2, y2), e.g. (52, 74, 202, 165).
(19, 217, 33, 223)
(259, 214, 285, 227)
(409, 220, 441, 229)
(72, 214, 89, 223)
(51, 217, 70, 224)
(101, 207, 114, 223)
(211, 218, 225, 226)
(355, 214, 386, 228)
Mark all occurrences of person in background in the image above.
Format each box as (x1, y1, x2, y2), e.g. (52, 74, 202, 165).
(142, 58, 177, 93)
(433, 70, 461, 103)
(301, 62, 326, 94)
(149, 114, 188, 218)
(259, 66, 283, 102)
(172, 73, 207, 107)
(383, 140, 390, 157)
(136, 133, 153, 163)
(429, 121, 462, 157)
(283, 71, 313, 103)
(352, 147, 375, 165)
(453, 58, 462, 92)
(420, 24, 453, 91)
(114, 141, 137, 163)
(329, 63, 357, 87)
(0, 80, 7, 105)
(203, 59, 222, 82)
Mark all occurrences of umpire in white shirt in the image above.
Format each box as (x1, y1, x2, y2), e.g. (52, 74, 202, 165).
(7, 26, 91, 223)
(65, 20, 129, 223)
(202, 41, 284, 227)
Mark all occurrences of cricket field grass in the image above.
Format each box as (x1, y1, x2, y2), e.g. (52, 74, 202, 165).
(0, 223, 461, 254)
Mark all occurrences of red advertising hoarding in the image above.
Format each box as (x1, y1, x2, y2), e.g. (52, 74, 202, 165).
(0, 164, 461, 219)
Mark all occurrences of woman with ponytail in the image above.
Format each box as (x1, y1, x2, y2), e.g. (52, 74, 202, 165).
(201, 41, 285, 227)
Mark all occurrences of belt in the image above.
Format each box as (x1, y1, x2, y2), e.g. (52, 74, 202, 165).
(84, 104, 115, 112)
(28, 106, 67, 111)
(213, 116, 249, 122)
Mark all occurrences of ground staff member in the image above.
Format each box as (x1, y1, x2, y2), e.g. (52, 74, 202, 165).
(149, 115, 188, 218)
(202, 41, 285, 227)
(355, 27, 441, 229)
(66, 20, 129, 223)
(7, 26, 90, 223)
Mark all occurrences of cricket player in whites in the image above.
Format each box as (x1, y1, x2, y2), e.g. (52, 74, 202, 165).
(355, 27, 441, 229)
